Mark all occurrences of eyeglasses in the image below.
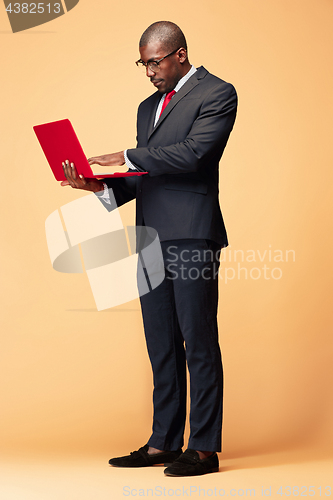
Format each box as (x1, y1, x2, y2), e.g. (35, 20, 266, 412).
(135, 48, 181, 73)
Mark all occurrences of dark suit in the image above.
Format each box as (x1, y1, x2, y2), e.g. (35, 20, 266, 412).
(102, 66, 237, 452)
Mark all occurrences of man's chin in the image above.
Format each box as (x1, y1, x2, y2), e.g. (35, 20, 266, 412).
(159, 86, 173, 94)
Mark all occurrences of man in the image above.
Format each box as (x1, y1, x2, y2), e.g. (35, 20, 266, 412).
(62, 21, 237, 476)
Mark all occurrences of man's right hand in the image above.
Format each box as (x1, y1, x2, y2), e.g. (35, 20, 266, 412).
(61, 160, 104, 193)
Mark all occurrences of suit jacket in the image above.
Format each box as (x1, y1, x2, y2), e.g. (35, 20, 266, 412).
(103, 66, 237, 247)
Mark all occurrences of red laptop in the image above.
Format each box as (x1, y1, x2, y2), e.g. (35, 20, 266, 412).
(33, 119, 147, 180)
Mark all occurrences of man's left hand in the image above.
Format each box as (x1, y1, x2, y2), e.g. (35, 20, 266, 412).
(88, 151, 125, 167)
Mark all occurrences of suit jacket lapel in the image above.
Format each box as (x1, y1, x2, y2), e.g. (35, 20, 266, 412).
(147, 92, 161, 138)
(147, 73, 201, 141)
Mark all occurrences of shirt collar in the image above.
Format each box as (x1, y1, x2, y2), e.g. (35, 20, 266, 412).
(173, 65, 197, 93)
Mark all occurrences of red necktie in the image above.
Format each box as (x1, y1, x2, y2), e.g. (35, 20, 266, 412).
(159, 90, 176, 117)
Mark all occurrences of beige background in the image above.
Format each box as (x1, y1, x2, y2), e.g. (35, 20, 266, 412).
(0, 0, 333, 498)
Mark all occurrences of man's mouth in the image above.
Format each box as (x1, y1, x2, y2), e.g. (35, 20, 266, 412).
(151, 79, 163, 87)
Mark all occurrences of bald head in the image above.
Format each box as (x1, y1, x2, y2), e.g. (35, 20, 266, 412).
(139, 21, 187, 54)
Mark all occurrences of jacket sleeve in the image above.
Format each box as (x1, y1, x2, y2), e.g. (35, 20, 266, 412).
(126, 82, 237, 177)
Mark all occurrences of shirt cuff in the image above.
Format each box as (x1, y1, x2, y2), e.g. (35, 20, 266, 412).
(124, 149, 139, 171)
(95, 182, 111, 205)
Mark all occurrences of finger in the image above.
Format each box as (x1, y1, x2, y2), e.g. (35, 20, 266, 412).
(70, 162, 82, 189)
(60, 180, 70, 186)
(70, 162, 86, 189)
(62, 161, 74, 185)
(62, 161, 71, 180)
(63, 160, 80, 188)
(88, 157, 102, 166)
(70, 162, 79, 181)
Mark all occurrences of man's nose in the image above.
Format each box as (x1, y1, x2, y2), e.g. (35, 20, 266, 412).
(146, 65, 155, 78)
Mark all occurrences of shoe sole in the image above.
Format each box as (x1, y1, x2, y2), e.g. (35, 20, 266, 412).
(164, 466, 219, 477)
(109, 460, 181, 468)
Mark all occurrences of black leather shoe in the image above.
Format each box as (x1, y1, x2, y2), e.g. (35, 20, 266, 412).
(109, 444, 183, 468)
(164, 449, 219, 476)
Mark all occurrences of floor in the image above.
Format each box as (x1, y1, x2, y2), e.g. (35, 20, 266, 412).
(0, 449, 332, 499)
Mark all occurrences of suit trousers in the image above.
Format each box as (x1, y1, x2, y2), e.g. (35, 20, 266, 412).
(139, 238, 223, 452)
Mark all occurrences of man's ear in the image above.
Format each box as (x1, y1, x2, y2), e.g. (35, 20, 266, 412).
(178, 48, 188, 64)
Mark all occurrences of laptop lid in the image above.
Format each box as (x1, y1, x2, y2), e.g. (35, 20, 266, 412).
(33, 119, 146, 180)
